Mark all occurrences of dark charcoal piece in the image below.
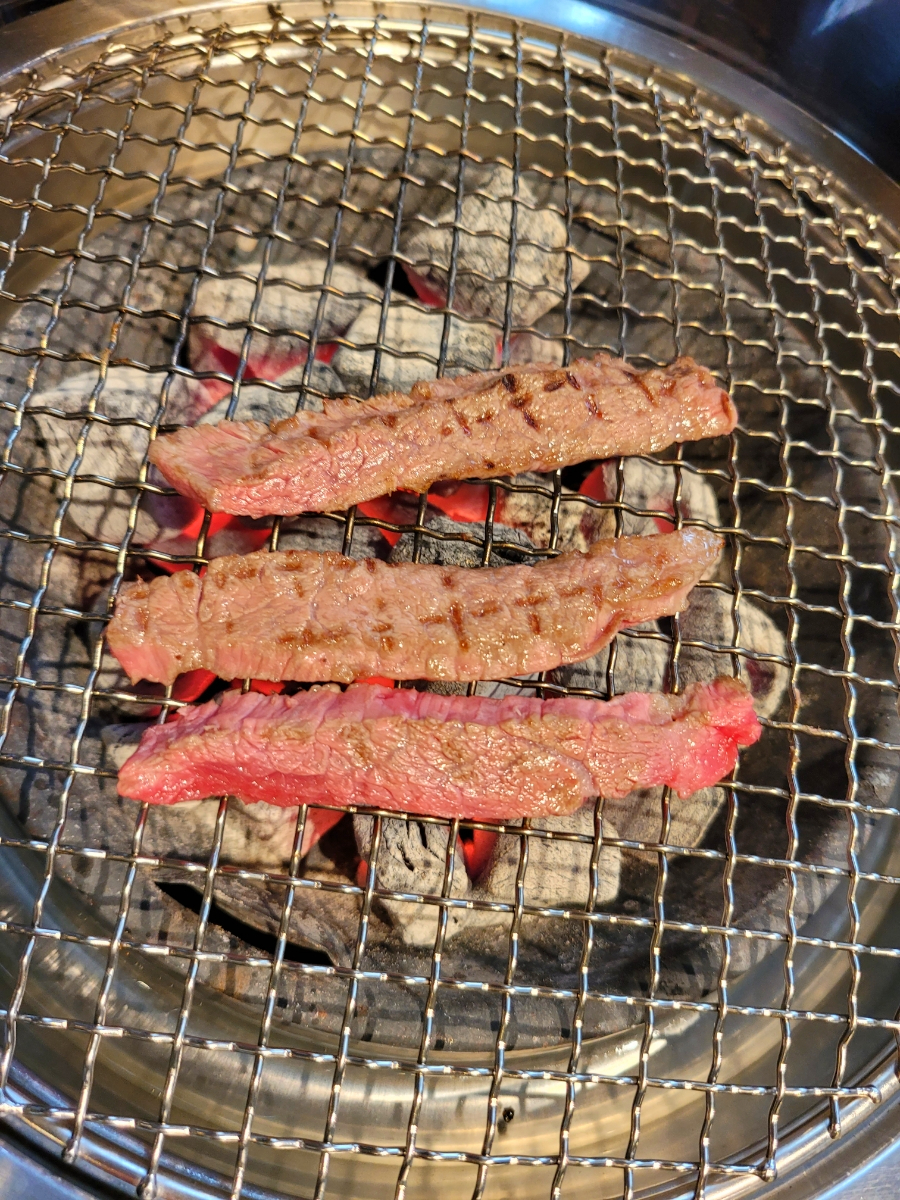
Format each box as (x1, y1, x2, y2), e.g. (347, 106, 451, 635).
(389, 513, 536, 567)
(277, 515, 390, 560)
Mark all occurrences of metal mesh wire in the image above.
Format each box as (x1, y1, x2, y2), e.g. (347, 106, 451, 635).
(2, 5, 900, 1198)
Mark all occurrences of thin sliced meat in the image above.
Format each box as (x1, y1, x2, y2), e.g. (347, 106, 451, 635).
(147, 354, 737, 517)
(117, 677, 761, 818)
(107, 528, 721, 685)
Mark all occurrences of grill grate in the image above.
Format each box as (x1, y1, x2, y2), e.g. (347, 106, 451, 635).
(1, 4, 900, 1198)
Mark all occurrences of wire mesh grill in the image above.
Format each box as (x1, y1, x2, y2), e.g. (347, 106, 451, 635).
(2, 4, 900, 1198)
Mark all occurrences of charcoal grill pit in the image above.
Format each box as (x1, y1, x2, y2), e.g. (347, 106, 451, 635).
(3, 3, 900, 1198)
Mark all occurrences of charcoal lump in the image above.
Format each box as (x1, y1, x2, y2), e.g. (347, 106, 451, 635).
(196, 359, 343, 425)
(353, 815, 471, 946)
(189, 256, 374, 378)
(389, 513, 536, 568)
(400, 163, 590, 328)
(470, 805, 621, 926)
(332, 300, 496, 397)
(9, 367, 208, 546)
(104, 723, 303, 870)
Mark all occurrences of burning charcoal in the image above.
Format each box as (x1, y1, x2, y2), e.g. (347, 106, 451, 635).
(389, 513, 535, 567)
(353, 814, 470, 945)
(580, 456, 721, 541)
(400, 163, 590, 327)
(0, 236, 195, 399)
(469, 806, 620, 926)
(677, 586, 788, 722)
(550, 584, 788, 711)
(189, 258, 373, 381)
(196, 359, 343, 425)
(332, 301, 496, 397)
(497, 472, 614, 553)
(13, 368, 170, 546)
(277, 514, 390, 560)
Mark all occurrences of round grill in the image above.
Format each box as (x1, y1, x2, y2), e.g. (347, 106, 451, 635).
(2, 3, 900, 1197)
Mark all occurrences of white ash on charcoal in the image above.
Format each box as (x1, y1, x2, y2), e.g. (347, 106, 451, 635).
(507, 330, 565, 367)
(552, 624, 672, 698)
(0, 217, 217, 403)
(399, 162, 590, 327)
(332, 300, 497, 398)
(9, 367, 212, 547)
(6, 366, 279, 561)
(583, 456, 721, 542)
(389, 512, 536, 567)
(675, 586, 789, 721)
(468, 806, 621, 930)
(353, 815, 470, 946)
(188, 256, 374, 381)
(215, 148, 407, 270)
(496, 472, 614, 553)
(196, 359, 343, 424)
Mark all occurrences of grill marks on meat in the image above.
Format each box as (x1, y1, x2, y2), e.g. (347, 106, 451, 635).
(147, 354, 737, 517)
(116, 678, 761, 818)
(107, 529, 721, 685)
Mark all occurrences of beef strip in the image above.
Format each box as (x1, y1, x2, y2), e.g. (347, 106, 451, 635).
(147, 353, 737, 517)
(107, 528, 721, 685)
(116, 678, 761, 817)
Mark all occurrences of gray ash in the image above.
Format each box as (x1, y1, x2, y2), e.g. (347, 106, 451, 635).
(188, 257, 374, 380)
(333, 301, 496, 397)
(196, 361, 343, 425)
(400, 162, 590, 327)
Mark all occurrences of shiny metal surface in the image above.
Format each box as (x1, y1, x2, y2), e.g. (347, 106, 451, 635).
(2, 3, 900, 1198)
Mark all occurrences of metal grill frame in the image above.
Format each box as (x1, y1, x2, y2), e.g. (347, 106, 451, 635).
(1, 3, 900, 1198)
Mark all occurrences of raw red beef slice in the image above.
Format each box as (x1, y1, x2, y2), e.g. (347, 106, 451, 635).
(117, 678, 761, 817)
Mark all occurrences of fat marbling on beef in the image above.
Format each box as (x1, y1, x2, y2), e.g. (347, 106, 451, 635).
(107, 528, 721, 685)
(117, 678, 761, 817)
(147, 354, 737, 517)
